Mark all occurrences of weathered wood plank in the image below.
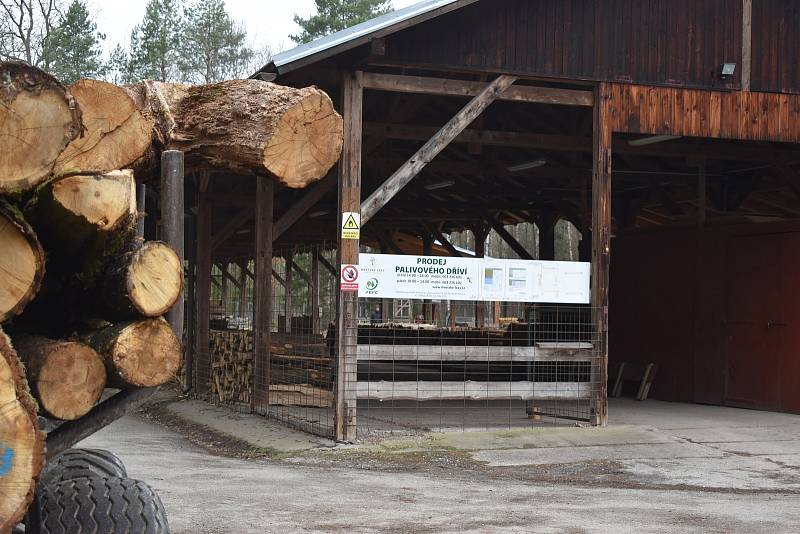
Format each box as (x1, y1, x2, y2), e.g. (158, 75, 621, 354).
(356, 344, 594, 362)
(360, 74, 517, 224)
(252, 179, 274, 411)
(356, 381, 591, 401)
(361, 72, 593, 106)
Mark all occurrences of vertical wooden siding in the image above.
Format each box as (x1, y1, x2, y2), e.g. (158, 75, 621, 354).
(751, 0, 800, 93)
(605, 83, 800, 142)
(386, 0, 742, 89)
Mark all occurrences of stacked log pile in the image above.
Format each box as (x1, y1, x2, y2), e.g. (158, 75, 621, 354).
(209, 330, 333, 406)
(0, 61, 343, 528)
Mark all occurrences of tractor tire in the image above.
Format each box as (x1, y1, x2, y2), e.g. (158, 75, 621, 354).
(36, 476, 169, 534)
(40, 448, 127, 486)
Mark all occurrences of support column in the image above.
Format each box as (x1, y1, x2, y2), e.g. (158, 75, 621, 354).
(136, 183, 146, 238)
(238, 260, 248, 318)
(537, 211, 557, 261)
(335, 71, 363, 442)
(161, 150, 185, 339)
(591, 83, 612, 426)
(184, 214, 196, 392)
(472, 224, 489, 328)
(422, 233, 433, 323)
(253, 180, 274, 412)
(194, 195, 211, 395)
(311, 247, 321, 335)
(284, 251, 293, 333)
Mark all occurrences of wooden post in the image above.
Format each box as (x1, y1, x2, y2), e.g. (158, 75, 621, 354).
(161, 150, 185, 340)
(472, 224, 489, 328)
(335, 71, 363, 442)
(184, 214, 196, 392)
(220, 262, 230, 310)
(311, 247, 321, 335)
(238, 260, 248, 318)
(591, 84, 612, 426)
(537, 211, 557, 261)
(422, 233, 433, 322)
(742, 0, 752, 92)
(194, 195, 212, 395)
(253, 179, 274, 412)
(136, 183, 146, 238)
(284, 251, 293, 333)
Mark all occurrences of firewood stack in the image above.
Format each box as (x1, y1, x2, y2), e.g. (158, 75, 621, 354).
(210, 330, 254, 404)
(0, 61, 343, 529)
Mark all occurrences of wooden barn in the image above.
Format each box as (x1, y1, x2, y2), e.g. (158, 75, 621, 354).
(189, 0, 800, 441)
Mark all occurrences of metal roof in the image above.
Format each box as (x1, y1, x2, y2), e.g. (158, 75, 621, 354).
(261, 0, 479, 76)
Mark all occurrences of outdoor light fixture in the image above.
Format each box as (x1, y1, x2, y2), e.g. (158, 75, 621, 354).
(507, 159, 547, 172)
(424, 179, 456, 191)
(309, 210, 329, 218)
(628, 134, 682, 146)
(720, 62, 736, 80)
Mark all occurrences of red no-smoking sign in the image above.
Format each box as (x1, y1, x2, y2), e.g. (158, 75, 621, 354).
(340, 264, 359, 292)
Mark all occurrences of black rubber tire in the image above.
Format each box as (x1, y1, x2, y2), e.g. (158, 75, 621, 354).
(36, 476, 170, 534)
(40, 448, 127, 486)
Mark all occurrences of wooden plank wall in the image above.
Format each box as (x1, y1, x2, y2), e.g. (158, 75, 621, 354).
(386, 0, 741, 90)
(605, 83, 800, 143)
(751, 0, 800, 94)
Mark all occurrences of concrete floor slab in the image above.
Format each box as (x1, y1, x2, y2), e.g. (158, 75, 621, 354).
(706, 440, 800, 456)
(672, 426, 800, 444)
(472, 441, 725, 466)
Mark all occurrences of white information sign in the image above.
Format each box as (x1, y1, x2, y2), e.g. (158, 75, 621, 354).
(358, 253, 590, 304)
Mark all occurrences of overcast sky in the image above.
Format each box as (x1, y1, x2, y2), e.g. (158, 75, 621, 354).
(87, 0, 420, 57)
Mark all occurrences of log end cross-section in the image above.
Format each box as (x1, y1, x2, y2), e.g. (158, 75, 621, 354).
(0, 201, 45, 323)
(0, 328, 45, 531)
(0, 61, 82, 194)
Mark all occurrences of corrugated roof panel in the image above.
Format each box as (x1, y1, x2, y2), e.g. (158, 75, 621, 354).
(266, 0, 477, 74)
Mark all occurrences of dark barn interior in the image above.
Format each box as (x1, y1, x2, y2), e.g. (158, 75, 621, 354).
(186, 0, 800, 441)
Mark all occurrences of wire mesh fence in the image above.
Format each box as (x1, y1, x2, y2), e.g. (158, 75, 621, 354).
(199, 247, 601, 441)
(355, 299, 601, 439)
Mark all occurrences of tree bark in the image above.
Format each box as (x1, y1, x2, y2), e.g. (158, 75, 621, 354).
(12, 335, 106, 421)
(0, 328, 45, 531)
(0, 61, 82, 194)
(0, 200, 45, 323)
(54, 78, 343, 188)
(24, 170, 137, 281)
(83, 319, 181, 388)
(103, 241, 183, 319)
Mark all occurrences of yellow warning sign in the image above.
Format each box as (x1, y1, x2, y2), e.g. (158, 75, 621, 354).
(341, 212, 360, 240)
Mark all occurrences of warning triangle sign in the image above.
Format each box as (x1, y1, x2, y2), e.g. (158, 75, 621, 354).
(343, 214, 360, 230)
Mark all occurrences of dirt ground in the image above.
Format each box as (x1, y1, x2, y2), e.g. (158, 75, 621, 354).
(77, 394, 800, 534)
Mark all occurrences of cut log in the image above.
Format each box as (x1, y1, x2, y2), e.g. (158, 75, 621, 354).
(54, 80, 154, 176)
(12, 336, 106, 421)
(0, 201, 45, 323)
(103, 241, 183, 319)
(163, 80, 343, 188)
(0, 328, 45, 531)
(53, 78, 343, 188)
(84, 319, 180, 388)
(24, 170, 136, 280)
(0, 61, 82, 194)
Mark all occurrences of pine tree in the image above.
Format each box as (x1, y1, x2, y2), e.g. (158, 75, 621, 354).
(105, 43, 134, 84)
(41, 0, 104, 83)
(291, 0, 393, 44)
(128, 0, 182, 82)
(179, 0, 253, 83)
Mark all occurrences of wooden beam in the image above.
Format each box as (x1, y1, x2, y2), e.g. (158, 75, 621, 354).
(471, 223, 490, 328)
(184, 214, 196, 392)
(273, 171, 338, 241)
(253, 179, 274, 412)
(238, 260, 249, 316)
(210, 206, 255, 252)
(272, 269, 286, 288)
(361, 72, 593, 106)
(488, 218, 534, 260)
(318, 252, 338, 277)
(360, 74, 517, 224)
(742, 0, 752, 92)
(336, 71, 363, 442)
(289, 256, 312, 286)
(591, 83, 612, 427)
(194, 195, 212, 395)
(425, 224, 463, 257)
(364, 122, 793, 162)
